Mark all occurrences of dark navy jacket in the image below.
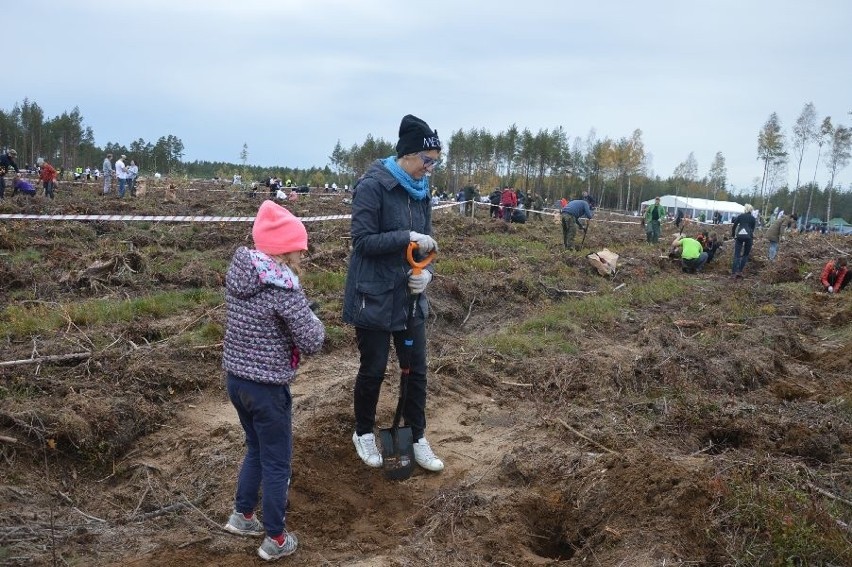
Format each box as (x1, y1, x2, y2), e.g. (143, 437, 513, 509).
(342, 160, 434, 332)
(731, 212, 757, 239)
(0, 153, 19, 174)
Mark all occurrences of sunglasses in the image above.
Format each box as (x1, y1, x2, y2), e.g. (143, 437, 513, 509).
(417, 153, 441, 169)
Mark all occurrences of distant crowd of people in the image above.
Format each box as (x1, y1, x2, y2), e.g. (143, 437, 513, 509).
(0, 149, 147, 200)
(435, 185, 846, 293)
(0, 148, 60, 200)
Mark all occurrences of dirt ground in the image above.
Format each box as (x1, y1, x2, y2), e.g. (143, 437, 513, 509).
(1, 180, 850, 566)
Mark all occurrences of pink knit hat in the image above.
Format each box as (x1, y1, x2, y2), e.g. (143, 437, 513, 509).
(252, 200, 308, 255)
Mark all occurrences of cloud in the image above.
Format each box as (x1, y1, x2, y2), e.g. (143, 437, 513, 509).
(6, 0, 851, 189)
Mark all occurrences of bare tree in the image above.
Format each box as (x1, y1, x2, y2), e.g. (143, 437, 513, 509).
(804, 117, 833, 227)
(672, 152, 698, 214)
(622, 129, 645, 212)
(707, 151, 727, 202)
(790, 102, 817, 215)
(757, 112, 787, 216)
(824, 124, 852, 224)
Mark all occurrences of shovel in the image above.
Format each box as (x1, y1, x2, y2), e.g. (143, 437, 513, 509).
(378, 242, 436, 480)
(580, 219, 590, 247)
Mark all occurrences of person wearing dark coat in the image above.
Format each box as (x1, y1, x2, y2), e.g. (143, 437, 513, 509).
(343, 114, 444, 474)
(489, 189, 502, 219)
(730, 204, 757, 278)
(0, 148, 20, 198)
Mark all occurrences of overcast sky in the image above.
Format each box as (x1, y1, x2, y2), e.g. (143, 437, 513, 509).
(7, 0, 851, 193)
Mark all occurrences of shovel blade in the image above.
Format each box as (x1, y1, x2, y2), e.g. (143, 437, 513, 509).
(378, 425, 414, 480)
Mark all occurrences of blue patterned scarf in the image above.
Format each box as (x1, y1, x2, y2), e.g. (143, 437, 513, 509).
(381, 156, 430, 201)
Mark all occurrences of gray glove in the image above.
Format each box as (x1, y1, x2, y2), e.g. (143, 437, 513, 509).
(410, 231, 438, 253)
(408, 270, 432, 294)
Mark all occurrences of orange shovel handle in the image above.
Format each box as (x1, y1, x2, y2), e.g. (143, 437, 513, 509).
(406, 242, 436, 275)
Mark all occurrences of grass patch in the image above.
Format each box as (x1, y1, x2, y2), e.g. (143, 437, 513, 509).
(1, 303, 67, 336)
(625, 276, 689, 305)
(479, 232, 546, 251)
(322, 324, 350, 349)
(714, 465, 852, 565)
(476, 276, 697, 355)
(561, 295, 622, 324)
(7, 248, 42, 267)
(438, 256, 500, 275)
(484, 330, 577, 357)
(146, 249, 228, 276)
(174, 321, 224, 347)
(0, 289, 223, 339)
(303, 270, 347, 294)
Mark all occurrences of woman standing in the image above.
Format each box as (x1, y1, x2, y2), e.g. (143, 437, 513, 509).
(343, 114, 444, 473)
(36, 157, 58, 199)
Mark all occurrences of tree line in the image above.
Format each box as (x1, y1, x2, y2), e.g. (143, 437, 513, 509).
(332, 114, 850, 222)
(755, 103, 851, 224)
(2, 98, 849, 222)
(0, 99, 186, 174)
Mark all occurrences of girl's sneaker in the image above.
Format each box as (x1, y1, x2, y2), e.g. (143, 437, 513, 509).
(223, 510, 264, 536)
(258, 532, 298, 561)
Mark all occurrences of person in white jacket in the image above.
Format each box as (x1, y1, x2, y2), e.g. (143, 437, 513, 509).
(115, 155, 128, 197)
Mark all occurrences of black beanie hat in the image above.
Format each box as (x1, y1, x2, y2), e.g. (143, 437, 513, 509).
(395, 114, 441, 157)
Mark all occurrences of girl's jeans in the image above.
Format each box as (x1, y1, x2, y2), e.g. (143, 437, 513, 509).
(226, 372, 292, 538)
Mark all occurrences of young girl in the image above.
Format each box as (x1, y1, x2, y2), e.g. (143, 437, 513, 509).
(222, 200, 325, 561)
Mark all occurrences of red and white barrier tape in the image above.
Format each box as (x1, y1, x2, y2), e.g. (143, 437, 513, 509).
(0, 213, 351, 223)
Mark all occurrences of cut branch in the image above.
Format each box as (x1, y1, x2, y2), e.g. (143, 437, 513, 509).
(821, 238, 850, 257)
(133, 497, 204, 522)
(556, 418, 617, 454)
(462, 297, 477, 326)
(807, 482, 852, 507)
(538, 277, 597, 296)
(0, 352, 91, 368)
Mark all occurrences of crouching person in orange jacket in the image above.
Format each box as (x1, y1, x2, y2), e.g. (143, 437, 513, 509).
(821, 257, 850, 294)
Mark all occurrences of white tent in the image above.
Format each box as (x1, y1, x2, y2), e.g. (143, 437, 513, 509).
(640, 195, 744, 223)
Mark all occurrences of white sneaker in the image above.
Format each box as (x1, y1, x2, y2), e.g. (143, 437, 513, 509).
(413, 438, 444, 472)
(352, 432, 382, 468)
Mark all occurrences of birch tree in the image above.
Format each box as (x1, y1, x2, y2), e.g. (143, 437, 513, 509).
(824, 124, 852, 223)
(757, 112, 786, 216)
(804, 117, 833, 226)
(790, 102, 817, 215)
(707, 151, 727, 202)
(672, 152, 698, 211)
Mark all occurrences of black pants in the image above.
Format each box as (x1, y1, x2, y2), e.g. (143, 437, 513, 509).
(354, 324, 428, 441)
(827, 270, 852, 292)
(706, 242, 720, 262)
(0, 176, 5, 198)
